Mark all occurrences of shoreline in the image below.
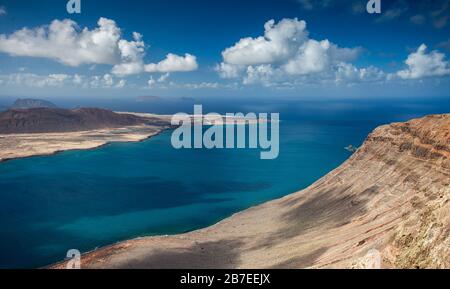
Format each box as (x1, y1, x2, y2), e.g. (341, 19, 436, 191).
(48, 114, 450, 269)
(0, 110, 173, 163)
(47, 208, 249, 269)
(0, 127, 170, 163)
(0, 112, 270, 163)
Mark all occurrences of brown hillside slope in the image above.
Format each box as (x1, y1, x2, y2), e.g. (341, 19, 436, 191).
(52, 114, 450, 269)
(0, 108, 149, 134)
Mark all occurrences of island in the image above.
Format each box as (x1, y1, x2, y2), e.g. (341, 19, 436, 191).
(0, 107, 173, 162)
(0, 106, 268, 162)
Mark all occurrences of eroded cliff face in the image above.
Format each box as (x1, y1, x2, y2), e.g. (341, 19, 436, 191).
(52, 114, 450, 269)
(358, 114, 450, 268)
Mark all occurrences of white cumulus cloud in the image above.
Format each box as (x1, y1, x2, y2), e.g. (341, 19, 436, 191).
(0, 73, 127, 89)
(148, 77, 157, 87)
(147, 73, 170, 87)
(244, 65, 275, 86)
(217, 18, 367, 86)
(112, 62, 145, 77)
(335, 63, 385, 83)
(222, 19, 308, 66)
(283, 40, 332, 75)
(157, 73, 170, 82)
(184, 82, 220, 89)
(0, 18, 199, 77)
(1, 73, 71, 88)
(215, 62, 243, 79)
(145, 53, 198, 73)
(116, 79, 126, 88)
(0, 18, 122, 66)
(397, 44, 450, 79)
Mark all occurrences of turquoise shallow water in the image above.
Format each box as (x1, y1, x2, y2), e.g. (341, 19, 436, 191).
(1, 98, 449, 268)
(0, 119, 373, 268)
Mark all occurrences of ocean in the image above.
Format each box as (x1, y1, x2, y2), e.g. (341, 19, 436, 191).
(0, 97, 449, 268)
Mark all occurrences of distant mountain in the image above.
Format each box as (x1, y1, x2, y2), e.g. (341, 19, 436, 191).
(136, 95, 162, 102)
(0, 107, 151, 134)
(11, 98, 58, 109)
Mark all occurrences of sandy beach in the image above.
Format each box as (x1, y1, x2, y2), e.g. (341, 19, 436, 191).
(0, 125, 168, 162)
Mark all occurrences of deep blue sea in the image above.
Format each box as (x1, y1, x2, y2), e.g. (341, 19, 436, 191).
(0, 97, 449, 268)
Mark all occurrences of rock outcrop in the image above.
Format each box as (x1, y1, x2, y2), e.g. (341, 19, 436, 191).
(51, 114, 450, 269)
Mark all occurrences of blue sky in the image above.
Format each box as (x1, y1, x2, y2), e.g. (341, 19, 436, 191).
(0, 0, 449, 99)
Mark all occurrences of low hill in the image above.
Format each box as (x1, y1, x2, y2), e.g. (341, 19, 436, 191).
(11, 98, 58, 109)
(0, 108, 150, 134)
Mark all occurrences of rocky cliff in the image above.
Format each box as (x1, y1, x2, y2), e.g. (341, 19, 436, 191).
(52, 114, 450, 269)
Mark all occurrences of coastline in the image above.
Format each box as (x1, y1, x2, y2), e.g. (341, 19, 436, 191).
(0, 111, 269, 163)
(48, 114, 450, 269)
(0, 125, 170, 163)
